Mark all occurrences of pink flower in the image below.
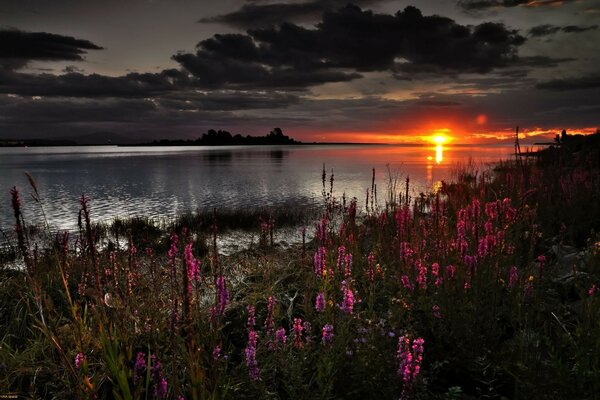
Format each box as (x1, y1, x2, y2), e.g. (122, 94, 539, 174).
(340, 281, 354, 314)
(245, 330, 260, 380)
(401, 275, 414, 291)
(432, 305, 441, 319)
(74, 352, 85, 369)
(315, 292, 325, 312)
(276, 327, 287, 344)
(396, 335, 425, 396)
(293, 318, 304, 348)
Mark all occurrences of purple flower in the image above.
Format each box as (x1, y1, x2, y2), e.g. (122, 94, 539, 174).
(133, 352, 146, 383)
(167, 232, 178, 260)
(322, 324, 334, 345)
(303, 321, 313, 343)
(184, 243, 201, 281)
(396, 335, 425, 397)
(401, 275, 414, 291)
(315, 292, 325, 312)
(213, 345, 221, 361)
(275, 327, 287, 344)
(156, 378, 168, 399)
(213, 275, 229, 317)
(432, 304, 441, 319)
(245, 330, 260, 380)
(247, 305, 256, 328)
(340, 280, 354, 314)
(292, 318, 304, 348)
(313, 246, 326, 277)
(74, 352, 85, 369)
(264, 296, 275, 332)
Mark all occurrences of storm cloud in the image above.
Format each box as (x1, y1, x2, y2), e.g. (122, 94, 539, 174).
(0, 29, 103, 70)
(528, 24, 598, 37)
(177, 5, 527, 90)
(457, 0, 579, 11)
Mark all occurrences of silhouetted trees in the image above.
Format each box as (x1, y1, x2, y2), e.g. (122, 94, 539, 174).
(146, 128, 298, 146)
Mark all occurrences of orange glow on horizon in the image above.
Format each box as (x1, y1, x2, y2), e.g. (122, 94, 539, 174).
(298, 126, 597, 144)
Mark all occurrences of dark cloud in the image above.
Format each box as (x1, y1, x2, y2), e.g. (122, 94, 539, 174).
(176, 5, 526, 89)
(199, 0, 381, 28)
(416, 100, 462, 107)
(529, 24, 598, 36)
(528, 24, 561, 37)
(0, 97, 156, 124)
(535, 74, 600, 91)
(158, 90, 301, 111)
(0, 68, 184, 97)
(0, 28, 103, 70)
(562, 24, 598, 33)
(458, 0, 578, 11)
(517, 55, 576, 68)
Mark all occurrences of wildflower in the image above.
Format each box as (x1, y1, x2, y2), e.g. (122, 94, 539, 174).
(396, 336, 425, 397)
(313, 246, 327, 277)
(340, 280, 354, 314)
(432, 305, 441, 319)
(315, 292, 325, 312)
(415, 260, 427, 290)
(167, 232, 178, 260)
(212, 346, 221, 361)
(156, 378, 168, 399)
(265, 296, 275, 332)
(74, 352, 85, 369)
(150, 355, 168, 399)
(214, 275, 229, 316)
(184, 243, 201, 281)
(401, 275, 414, 291)
(446, 264, 456, 280)
(276, 327, 287, 344)
(292, 318, 304, 348)
(303, 321, 313, 343)
(247, 305, 256, 328)
(588, 284, 598, 296)
(537, 255, 546, 281)
(244, 330, 260, 380)
(431, 262, 441, 286)
(322, 324, 334, 345)
(367, 252, 375, 283)
(344, 252, 353, 278)
(133, 352, 146, 383)
(337, 245, 346, 273)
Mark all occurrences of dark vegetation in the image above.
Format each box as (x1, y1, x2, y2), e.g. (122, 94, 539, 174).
(143, 128, 299, 146)
(0, 132, 599, 399)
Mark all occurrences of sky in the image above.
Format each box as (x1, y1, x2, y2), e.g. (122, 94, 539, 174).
(1, 0, 599, 144)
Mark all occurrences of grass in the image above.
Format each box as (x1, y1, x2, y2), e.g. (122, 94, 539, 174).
(0, 132, 599, 399)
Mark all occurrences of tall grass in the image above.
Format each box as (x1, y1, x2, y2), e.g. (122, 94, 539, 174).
(1, 133, 599, 399)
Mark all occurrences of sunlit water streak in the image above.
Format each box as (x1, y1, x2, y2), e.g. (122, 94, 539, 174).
(0, 144, 516, 231)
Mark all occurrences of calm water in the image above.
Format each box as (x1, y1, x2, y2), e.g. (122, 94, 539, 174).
(0, 144, 516, 230)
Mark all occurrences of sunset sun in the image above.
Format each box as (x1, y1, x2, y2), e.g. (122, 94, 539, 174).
(430, 129, 452, 144)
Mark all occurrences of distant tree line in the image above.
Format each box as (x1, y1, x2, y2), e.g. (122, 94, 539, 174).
(146, 128, 299, 146)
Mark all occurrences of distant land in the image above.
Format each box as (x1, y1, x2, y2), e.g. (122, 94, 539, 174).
(0, 128, 301, 147)
(137, 128, 299, 146)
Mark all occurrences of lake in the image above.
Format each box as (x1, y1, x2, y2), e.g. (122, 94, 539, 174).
(0, 143, 517, 231)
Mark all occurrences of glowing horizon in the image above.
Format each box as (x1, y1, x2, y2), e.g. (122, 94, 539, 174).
(297, 126, 598, 145)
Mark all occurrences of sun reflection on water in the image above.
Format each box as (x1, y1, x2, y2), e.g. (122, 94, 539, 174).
(435, 144, 443, 164)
